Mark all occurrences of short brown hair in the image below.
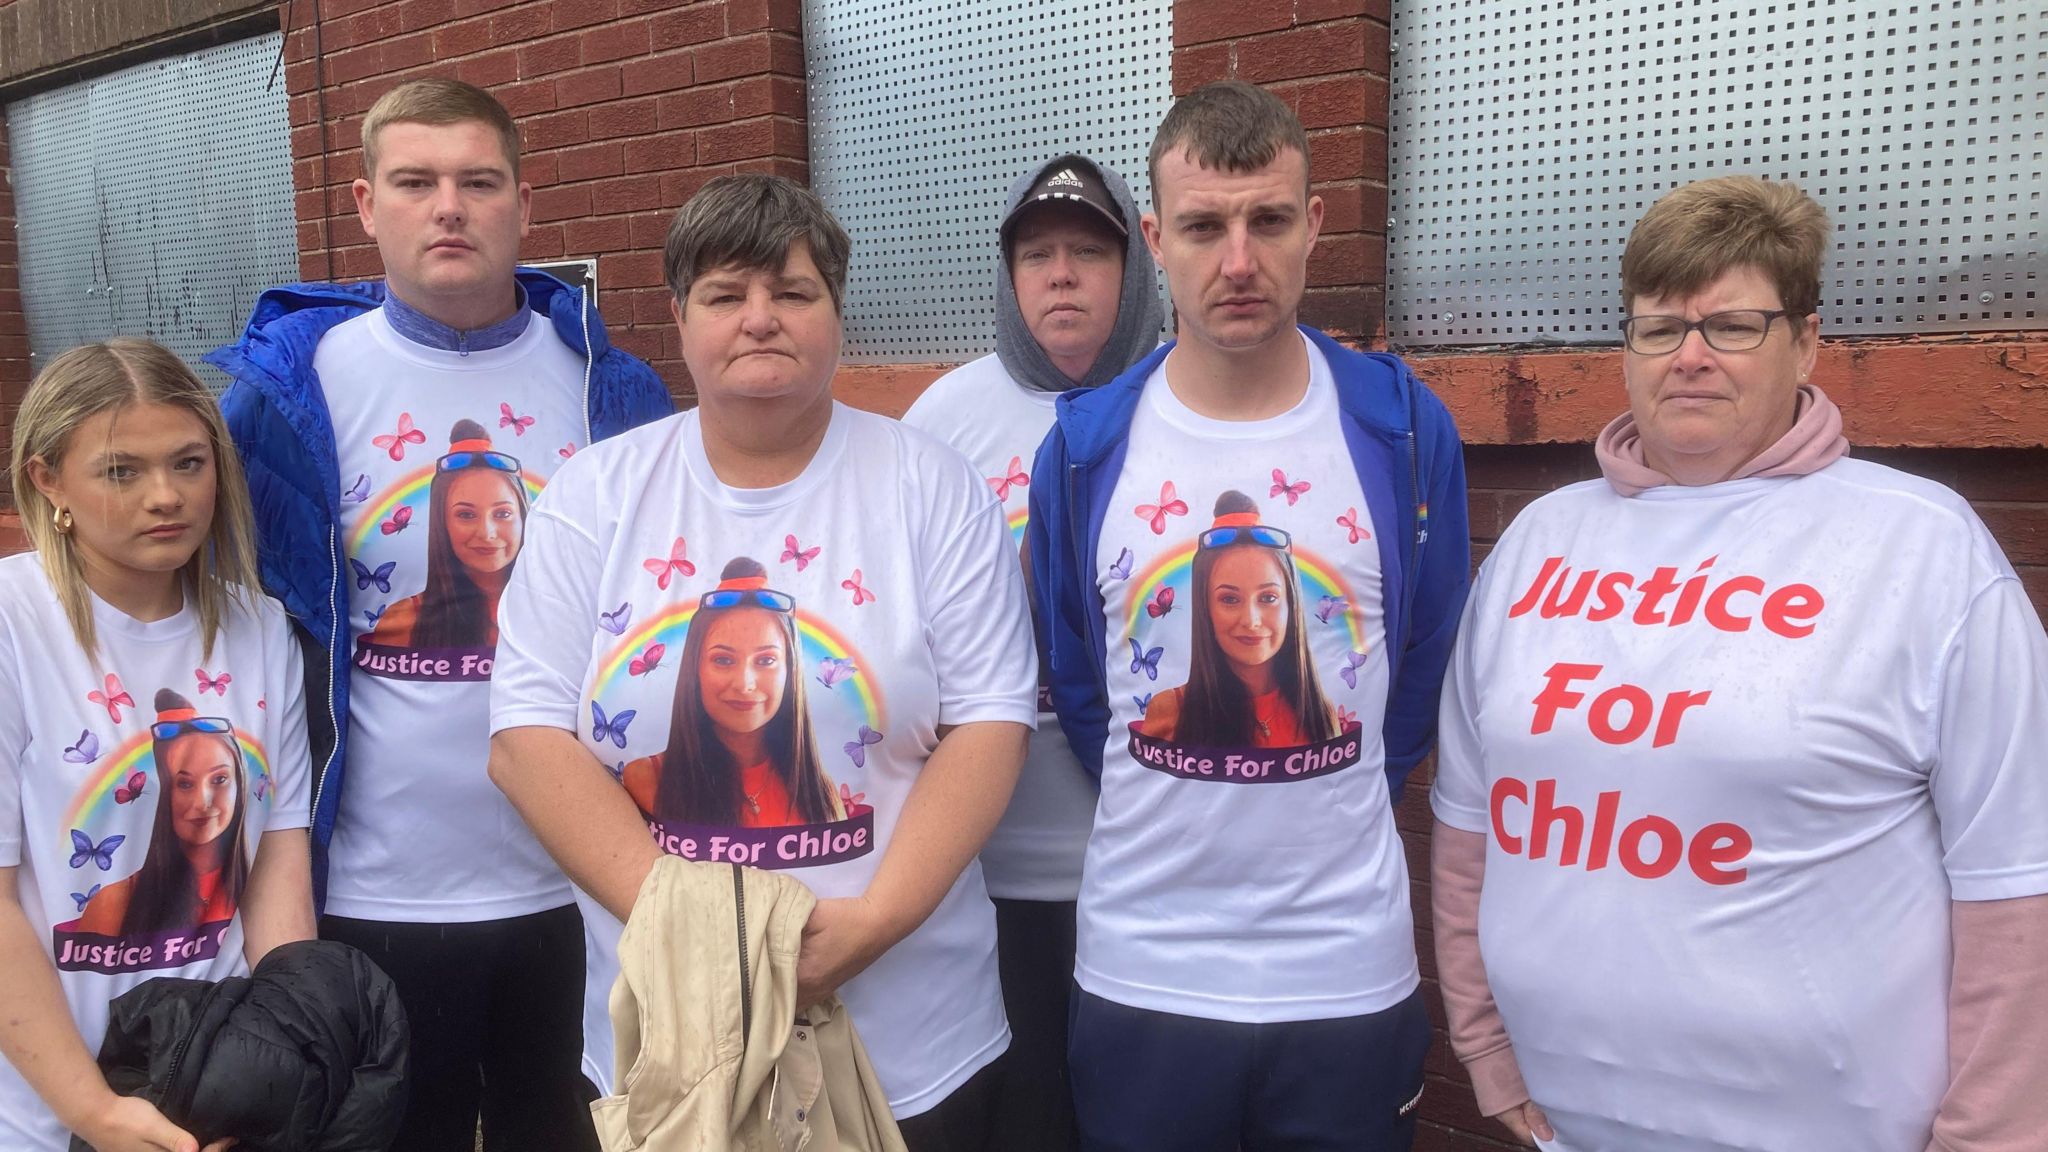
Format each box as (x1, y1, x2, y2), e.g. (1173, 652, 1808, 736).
(362, 78, 521, 180)
(1621, 176, 1830, 317)
(663, 174, 851, 312)
(1148, 80, 1311, 195)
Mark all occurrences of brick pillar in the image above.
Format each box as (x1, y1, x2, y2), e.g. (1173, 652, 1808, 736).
(280, 0, 808, 398)
(1171, 0, 1389, 343)
(0, 114, 30, 544)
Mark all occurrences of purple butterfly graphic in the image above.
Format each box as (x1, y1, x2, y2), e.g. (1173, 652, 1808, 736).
(341, 473, 371, 504)
(364, 604, 386, 630)
(817, 657, 858, 689)
(62, 730, 100, 765)
(598, 602, 632, 636)
(350, 558, 396, 593)
(69, 830, 125, 871)
(1339, 650, 1369, 690)
(1107, 547, 1134, 581)
(843, 725, 884, 769)
(70, 884, 101, 912)
(1316, 595, 1349, 625)
(253, 773, 272, 803)
(1129, 638, 1163, 681)
(605, 760, 626, 781)
(591, 702, 636, 748)
(1133, 692, 1153, 712)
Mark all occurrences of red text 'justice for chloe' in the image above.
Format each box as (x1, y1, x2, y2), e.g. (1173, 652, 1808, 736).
(1491, 556, 1826, 885)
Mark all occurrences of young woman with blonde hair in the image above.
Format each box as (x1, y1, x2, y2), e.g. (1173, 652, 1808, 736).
(0, 338, 313, 1152)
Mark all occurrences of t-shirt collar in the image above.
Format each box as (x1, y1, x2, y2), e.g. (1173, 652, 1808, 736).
(383, 280, 532, 355)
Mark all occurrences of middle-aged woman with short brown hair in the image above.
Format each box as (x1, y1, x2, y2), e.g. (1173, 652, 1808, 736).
(487, 173, 1035, 1149)
(1430, 176, 2048, 1151)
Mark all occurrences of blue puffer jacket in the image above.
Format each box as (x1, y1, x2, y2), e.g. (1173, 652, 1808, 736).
(207, 270, 674, 906)
(1025, 326, 1471, 802)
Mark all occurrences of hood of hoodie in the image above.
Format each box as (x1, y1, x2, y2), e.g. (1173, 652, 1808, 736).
(995, 155, 1164, 392)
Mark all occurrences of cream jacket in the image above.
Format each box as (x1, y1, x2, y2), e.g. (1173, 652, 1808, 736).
(593, 855, 907, 1152)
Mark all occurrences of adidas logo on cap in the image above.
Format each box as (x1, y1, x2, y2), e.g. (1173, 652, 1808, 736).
(1045, 168, 1084, 189)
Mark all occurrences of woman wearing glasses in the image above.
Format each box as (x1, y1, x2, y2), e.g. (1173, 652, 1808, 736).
(0, 339, 312, 1152)
(366, 419, 528, 649)
(1430, 176, 2048, 1150)
(623, 558, 846, 829)
(1138, 491, 1340, 748)
(489, 175, 1035, 1148)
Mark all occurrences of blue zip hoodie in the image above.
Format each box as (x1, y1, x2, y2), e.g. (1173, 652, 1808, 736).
(1025, 326, 1470, 801)
(206, 269, 674, 906)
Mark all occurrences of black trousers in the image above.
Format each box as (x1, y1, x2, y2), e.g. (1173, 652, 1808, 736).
(1068, 986, 1432, 1152)
(898, 1049, 1009, 1152)
(321, 903, 596, 1152)
(989, 898, 1079, 1152)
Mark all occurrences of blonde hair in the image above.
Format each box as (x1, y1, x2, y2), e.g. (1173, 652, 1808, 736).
(1621, 176, 1831, 317)
(362, 77, 521, 180)
(8, 339, 261, 661)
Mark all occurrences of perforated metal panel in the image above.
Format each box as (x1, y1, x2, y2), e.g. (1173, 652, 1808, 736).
(1389, 0, 2045, 345)
(7, 34, 300, 388)
(804, 0, 1173, 362)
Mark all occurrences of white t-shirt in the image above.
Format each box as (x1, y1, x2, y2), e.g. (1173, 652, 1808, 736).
(316, 308, 586, 922)
(1431, 459, 2048, 1152)
(0, 555, 312, 1150)
(489, 403, 1037, 1118)
(901, 353, 1095, 902)
(1078, 334, 1415, 1023)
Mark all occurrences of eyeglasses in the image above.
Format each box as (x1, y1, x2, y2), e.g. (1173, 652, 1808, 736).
(1619, 310, 1796, 355)
(1198, 524, 1292, 550)
(700, 588, 796, 613)
(152, 716, 234, 741)
(438, 450, 522, 473)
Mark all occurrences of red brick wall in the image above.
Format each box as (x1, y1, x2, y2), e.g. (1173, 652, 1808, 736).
(279, 0, 807, 397)
(1172, 0, 1387, 342)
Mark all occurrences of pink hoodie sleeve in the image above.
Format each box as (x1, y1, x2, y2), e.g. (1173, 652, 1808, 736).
(1430, 820, 1530, 1117)
(1927, 893, 2048, 1152)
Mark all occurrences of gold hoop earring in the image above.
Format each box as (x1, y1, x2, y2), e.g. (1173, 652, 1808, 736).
(53, 506, 73, 536)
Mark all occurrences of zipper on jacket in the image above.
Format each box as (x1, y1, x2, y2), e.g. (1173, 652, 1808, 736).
(1065, 460, 1107, 699)
(579, 287, 595, 444)
(732, 863, 752, 1053)
(311, 524, 342, 838)
(1402, 428, 1427, 652)
(159, 979, 228, 1118)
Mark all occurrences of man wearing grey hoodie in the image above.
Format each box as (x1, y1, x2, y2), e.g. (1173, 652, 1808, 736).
(900, 153, 1162, 1152)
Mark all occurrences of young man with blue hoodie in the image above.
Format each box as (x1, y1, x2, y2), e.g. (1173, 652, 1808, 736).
(210, 79, 671, 1152)
(1026, 81, 1469, 1150)
(902, 153, 1162, 1152)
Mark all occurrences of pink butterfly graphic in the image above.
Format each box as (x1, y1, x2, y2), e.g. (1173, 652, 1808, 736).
(838, 782, 872, 817)
(643, 538, 697, 590)
(499, 402, 534, 437)
(842, 570, 875, 607)
(1336, 704, 1357, 729)
(988, 456, 1029, 501)
(195, 668, 231, 696)
(1337, 507, 1370, 544)
(113, 771, 148, 805)
(1146, 586, 1175, 618)
(380, 506, 414, 536)
(88, 674, 135, 724)
(372, 412, 426, 461)
(629, 642, 666, 677)
(1135, 482, 1188, 536)
(781, 534, 820, 572)
(558, 442, 576, 459)
(1271, 468, 1310, 506)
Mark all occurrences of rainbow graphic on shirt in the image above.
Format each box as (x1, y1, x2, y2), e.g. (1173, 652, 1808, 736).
(59, 728, 273, 852)
(348, 465, 547, 555)
(589, 602, 887, 736)
(1123, 541, 1368, 655)
(1005, 506, 1030, 549)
